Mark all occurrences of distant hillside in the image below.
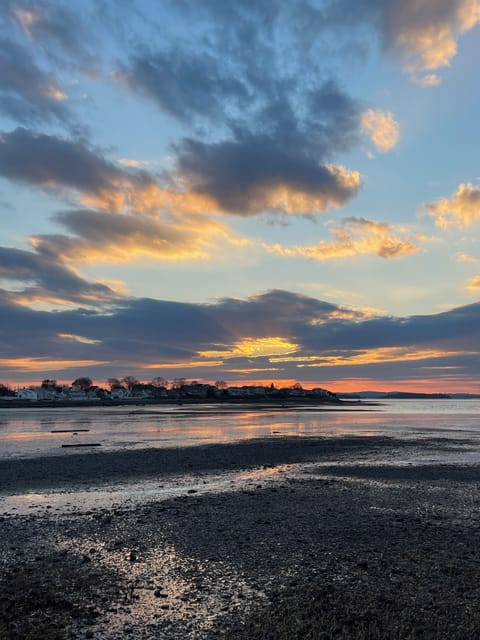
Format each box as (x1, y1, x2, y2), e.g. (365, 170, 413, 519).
(338, 391, 480, 399)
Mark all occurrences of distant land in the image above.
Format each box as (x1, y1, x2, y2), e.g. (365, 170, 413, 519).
(337, 391, 480, 399)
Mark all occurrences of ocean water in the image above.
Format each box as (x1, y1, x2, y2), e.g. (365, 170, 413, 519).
(1, 399, 480, 461)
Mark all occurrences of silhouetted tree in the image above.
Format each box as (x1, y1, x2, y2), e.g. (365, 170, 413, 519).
(0, 383, 14, 397)
(72, 376, 92, 390)
(215, 380, 227, 390)
(172, 377, 186, 389)
(152, 377, 168, 388)
(107, 377, 123, 390)
(41, 379, 57, 389)
(122, 376, 139, 392)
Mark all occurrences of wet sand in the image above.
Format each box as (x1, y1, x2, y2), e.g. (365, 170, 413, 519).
(2, 435, 480, 639)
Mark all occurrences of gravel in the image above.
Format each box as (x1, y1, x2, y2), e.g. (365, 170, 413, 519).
(2, 435, 480, 639)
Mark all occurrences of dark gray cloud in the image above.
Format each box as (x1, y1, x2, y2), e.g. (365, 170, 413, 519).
(175, 130, 361, 215)
(0, 38, 70, 125)
(117, 1, 363, 216)
(28, 207, 227, 262)
(0, 127, 118, 190)
(1, 288, 480, 385)
(8, 1, 93, 60)
(119, 49, 250, 124)
(0, 128, 157, 211)
(0, 245, 119, 306)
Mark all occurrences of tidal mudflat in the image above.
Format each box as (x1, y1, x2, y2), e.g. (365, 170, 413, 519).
(2, 432, 480, 639)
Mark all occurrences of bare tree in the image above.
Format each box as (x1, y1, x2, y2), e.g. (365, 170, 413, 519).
(152, 376, 168, 388)
(172, 377, 186, 389)
(215, 380, 227, 390)
(72, 377, 92, 390)
(41, 379, 57, 389)
(122, 376, 139, 392)
(107, 377, 123, 390)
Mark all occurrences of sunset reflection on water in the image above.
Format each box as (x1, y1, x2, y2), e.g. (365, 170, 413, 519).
(1, 400, 480, 460)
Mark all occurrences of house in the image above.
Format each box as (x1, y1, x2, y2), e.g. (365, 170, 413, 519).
(110, 387, 130, 399)
(16, 388, 38, 400)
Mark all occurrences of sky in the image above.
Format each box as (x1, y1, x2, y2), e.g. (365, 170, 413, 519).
(1, 0, 480, 392)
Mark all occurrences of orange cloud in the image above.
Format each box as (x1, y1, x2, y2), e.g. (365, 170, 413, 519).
(78, 164, 362, 218)
(264, 217, 419, 261)
(427, 183, 480, 228)
(253, 165, 361, 215)
(457, 252, 477, 263)
(81, 182, 218, 216)
(0, 357, 106, 372)
(392, 0, 480, 81)
(174, 162, 362, 216)
(466, 275, 480, 289)
(410, 73, 441, 87)
(31, 210, 244, 264)
(44, 85, 68, 101)
(57, 333, 101, 345)
(361, 110, 400, 152)
(293, 346, 474, 368)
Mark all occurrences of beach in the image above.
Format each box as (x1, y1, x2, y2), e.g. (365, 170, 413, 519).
(2, 429, 480, 639)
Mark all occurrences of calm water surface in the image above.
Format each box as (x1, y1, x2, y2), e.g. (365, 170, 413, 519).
(1, 399, 480, 460)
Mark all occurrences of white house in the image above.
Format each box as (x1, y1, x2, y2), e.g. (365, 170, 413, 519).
(16, 388, 38, 400)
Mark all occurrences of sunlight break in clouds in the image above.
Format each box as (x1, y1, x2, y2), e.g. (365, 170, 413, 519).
(264, 218, 419, 261)
(427, 183, 480, 228)
(361, 110, 400, 152)
(198, 337, 299, 360)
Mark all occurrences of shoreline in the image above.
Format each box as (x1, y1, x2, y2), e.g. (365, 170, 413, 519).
(2, 435, 480, 639)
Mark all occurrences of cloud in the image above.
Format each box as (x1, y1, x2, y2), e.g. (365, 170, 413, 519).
(324, 0, 480, 84)
(361, 109, 400, 152)
(10, 1, 93, 61)
(383, 0, 480, 74)
(119, 1, 365, 218)
(1, 288, 480, 386)
(264, 217, 419, 260)
(175, 136, 361, 215)
(410, 73, 441, 87)
(116, 48, 249, 124)
(457, 253, 477, 263)
(30, 208, 238, 263)
(0, 245, 119, 307)
(0, 127, 184, 215)
(0, 128, 232, 216)
(0, 38, 70, 124)
(466, 275, 480, 289)
(427, 183, 480, 228)
(0, 127, 123, 192)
